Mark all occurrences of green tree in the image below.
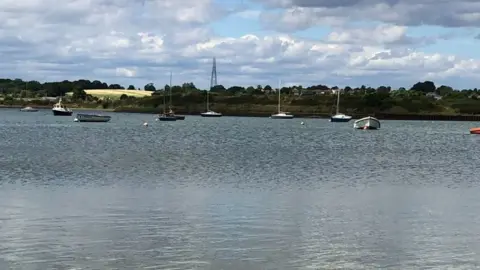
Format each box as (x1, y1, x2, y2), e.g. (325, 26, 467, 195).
(436, 85, 454, 96)
(72, 88, 87, 100)
(411, 81, 436, 93)
(144, 83, 156, 91)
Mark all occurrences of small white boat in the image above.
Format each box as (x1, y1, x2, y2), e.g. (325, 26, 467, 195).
(330, 113, 352, 122)
(354, 116, 380, 130)
(201, 110, 222, 117)
(20, 106, 38, 112)
(270, 112, 294, 119)
(75, 113, 111, 122)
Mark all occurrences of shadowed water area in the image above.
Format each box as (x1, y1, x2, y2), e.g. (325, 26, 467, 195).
(1, 108, 480, 269)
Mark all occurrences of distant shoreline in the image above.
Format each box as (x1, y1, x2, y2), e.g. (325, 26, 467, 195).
(3, 104, 480, 121)
(0, 105, 113, 111)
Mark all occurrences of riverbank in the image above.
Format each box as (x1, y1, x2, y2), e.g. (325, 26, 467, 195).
(0, 104, 114, 111)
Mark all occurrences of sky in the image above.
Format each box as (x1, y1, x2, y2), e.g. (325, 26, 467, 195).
(1, 0, 480, 90)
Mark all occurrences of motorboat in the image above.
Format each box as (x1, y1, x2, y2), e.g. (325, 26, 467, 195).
(470, 127, 480, 134)
(354, 116, 380, 130)
(52, 98, 73, 116)
(74, 113, 111, 122)
(20, 106, 38, 112)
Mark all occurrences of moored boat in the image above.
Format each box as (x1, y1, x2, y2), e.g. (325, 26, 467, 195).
(330, 113, 352, 122)
(470, 127, 480, 134)
(330, 90, 352, 122)
(201, 110, 222, 117)
(271, 79, 294, 119)
(52, 98, 73, 116)
(354, 116, 381, 130)
(74, 113, 111, 122)
(270, 112, 294, 119)
(158, 72, 181, 122)
(20, 106, 38, 112)
(158, 113, 177, 121)
(169, 109, 185, 120)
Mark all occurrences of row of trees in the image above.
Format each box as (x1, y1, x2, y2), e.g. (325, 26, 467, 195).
(0, 78, 475, 98)
(2, 77, 480, 115)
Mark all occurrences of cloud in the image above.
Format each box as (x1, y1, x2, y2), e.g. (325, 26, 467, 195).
(325, 25, 432, 46)
(257, 0, 480, 29)
(0, 0, 479, 90)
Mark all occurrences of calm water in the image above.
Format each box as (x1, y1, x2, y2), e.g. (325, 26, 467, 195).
(1, 108, 480, 269)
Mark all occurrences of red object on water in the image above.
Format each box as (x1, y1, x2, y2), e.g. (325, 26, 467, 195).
(470, 127, 480, 134)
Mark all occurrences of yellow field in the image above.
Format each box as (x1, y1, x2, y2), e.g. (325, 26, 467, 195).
(66, 89, 153, 99)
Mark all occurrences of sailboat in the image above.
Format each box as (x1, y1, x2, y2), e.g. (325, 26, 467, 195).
(166, 72, 185, 120)
(270, 80, 293, 119)
(200, 88, 222, 117)
(330, 89, 352, 122)
(158, 73, 177, 121)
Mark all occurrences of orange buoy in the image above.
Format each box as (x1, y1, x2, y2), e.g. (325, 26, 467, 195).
(470, 127, 480, 134)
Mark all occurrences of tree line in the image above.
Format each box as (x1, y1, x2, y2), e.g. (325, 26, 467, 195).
(0, 77, 477, 97)
(2, 78, 480, 115)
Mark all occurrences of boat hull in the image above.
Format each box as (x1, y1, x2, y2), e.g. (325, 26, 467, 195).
(271, 115, 294, 119)
(158, 114, 177, 121)
(353, 116, 380, 130)
(175, 115, 185, 120)
(76, 114, 111, 122)
(330, 117, 351, 122)
(470, 127, 480, 134)
(201, 111, 222, 117)
(20, 108, 38, 112)
(53, 109, 73, 116)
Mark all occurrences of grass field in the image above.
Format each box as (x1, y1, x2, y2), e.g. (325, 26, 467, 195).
(66, 89, 153, 99)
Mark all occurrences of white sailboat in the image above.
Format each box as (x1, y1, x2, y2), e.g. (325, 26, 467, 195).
(330, 89, 352, 122)
(200, 88, 222, 117)
(271, 80, 293, 119)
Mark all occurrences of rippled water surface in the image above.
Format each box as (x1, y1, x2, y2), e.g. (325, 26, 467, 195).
(1, 108, 480, 269)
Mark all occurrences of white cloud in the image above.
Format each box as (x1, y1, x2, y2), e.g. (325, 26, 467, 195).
(116, 67, 137, 77)
(256, 0, 480, 28)
(0, 0, 479, 89)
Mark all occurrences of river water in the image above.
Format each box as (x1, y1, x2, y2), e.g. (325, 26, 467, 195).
(0, 108, 479, 269)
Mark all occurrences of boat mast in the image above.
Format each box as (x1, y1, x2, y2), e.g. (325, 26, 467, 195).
(277, 79, 281, 113)
(169, 71, 172, 111)
(207, 82, 210, 112)
(336, 89, 340, 115)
